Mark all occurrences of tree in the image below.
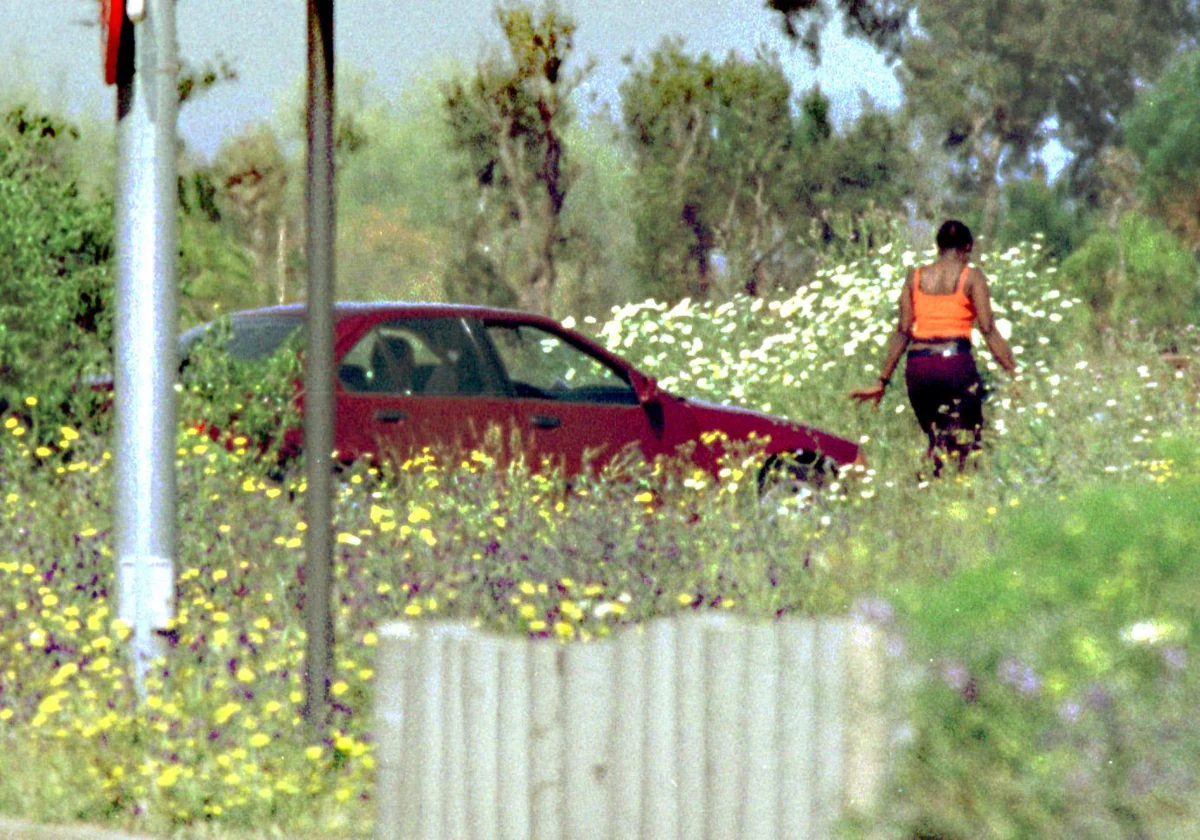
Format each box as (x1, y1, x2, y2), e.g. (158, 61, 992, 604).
(211, 126, 296, 306)
(177, 169, 257, 325)
(793, 89, 918, 249)
(620, 42, 800, 300)
(443, 1, 588, 315)
(1125, 49, 1200, 250)
(764, 0, 910, 60)
(620, 45, 917, 301)
(0, 108, 113, 421)
(335, 73, 461, 303)
(769, 0, 1200, 221)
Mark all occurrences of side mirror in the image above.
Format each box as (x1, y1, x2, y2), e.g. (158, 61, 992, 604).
(634, 373, 661, 405)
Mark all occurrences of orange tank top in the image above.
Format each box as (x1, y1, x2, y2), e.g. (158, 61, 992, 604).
(910, 266, 975, 340)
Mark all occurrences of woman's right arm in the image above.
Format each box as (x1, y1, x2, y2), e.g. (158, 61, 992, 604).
(968, 270, 1019, 377)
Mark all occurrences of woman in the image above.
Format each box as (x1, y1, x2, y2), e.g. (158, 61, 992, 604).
(849, 220, 1019, 476)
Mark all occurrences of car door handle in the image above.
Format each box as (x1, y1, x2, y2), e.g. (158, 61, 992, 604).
(530, 414, 561, 429)
(373, 409, 409, 424)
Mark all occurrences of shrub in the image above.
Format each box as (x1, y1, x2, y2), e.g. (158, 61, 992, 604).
(1060, 212, 1200, 338)
(0, 108, 114, 428)
(891, 439, 1200, 838)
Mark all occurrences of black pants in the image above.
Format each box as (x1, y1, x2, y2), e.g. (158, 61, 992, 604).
(905, 350, 984, 475)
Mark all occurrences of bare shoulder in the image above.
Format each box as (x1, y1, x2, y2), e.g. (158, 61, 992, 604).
(965, 265, 991, 295)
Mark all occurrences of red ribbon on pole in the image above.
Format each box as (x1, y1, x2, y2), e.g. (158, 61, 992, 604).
(102, 0, 125, 85)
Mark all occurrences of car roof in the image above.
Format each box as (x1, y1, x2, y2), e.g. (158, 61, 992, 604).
(230, 301, 554, 324)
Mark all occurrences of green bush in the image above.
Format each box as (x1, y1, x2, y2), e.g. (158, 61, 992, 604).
(0, 108, 114, 427)
(892, 440, 1200, 838)
(996, 178, 1093, 263)
(1060, 212, 1200, 337)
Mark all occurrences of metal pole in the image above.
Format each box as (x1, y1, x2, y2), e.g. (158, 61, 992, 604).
(302, 0, 336, 730)
(113, 0, 178, 697)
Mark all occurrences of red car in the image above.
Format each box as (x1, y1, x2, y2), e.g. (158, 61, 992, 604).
(181, 303, 862, 495)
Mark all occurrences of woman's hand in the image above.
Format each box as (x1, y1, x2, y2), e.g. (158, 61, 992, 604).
(849, 382, 886, 409)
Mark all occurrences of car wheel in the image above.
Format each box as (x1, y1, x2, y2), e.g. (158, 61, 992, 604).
(756, 451, 827, 513)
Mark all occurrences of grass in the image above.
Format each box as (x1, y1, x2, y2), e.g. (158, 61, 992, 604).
(1, 235, 1197, 837)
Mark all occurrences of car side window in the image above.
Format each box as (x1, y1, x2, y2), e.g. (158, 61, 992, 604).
(484, 323, 637, 405)
(339, 318, 490, 396)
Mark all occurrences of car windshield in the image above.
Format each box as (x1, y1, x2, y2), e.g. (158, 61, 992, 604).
(180, 314, 304, 363)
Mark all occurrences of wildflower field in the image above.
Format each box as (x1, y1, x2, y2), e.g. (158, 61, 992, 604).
(2, 238, 1198, 837)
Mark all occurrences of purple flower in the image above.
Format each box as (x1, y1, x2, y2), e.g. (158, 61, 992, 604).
(1084, 684, 1113, 710)
(940, 660, 970, 692)
(997, 657, 1042, 696)
(1162, 646, 1187, 672)
(851, 597, 894, 627)
(1058, 700, 1082, 724)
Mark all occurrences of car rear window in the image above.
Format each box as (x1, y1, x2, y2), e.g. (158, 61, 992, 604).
(181, 314, 304, 363)
(228, 315, 304, 361)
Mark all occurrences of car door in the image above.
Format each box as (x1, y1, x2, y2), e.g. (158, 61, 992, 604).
(334, 316, 513, 466)
(479, 319, 666, 476)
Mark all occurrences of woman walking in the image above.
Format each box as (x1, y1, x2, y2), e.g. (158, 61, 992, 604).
(850, 220, 1019, 477)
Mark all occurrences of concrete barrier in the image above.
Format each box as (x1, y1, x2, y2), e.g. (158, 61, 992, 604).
(373, 614, 891, 840)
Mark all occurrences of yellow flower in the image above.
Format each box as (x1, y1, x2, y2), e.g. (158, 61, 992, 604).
(213, 569, 228, 582)
(156, 765, 181, 788)
(634, 491, 653, 504)
(24, 396, 37, 407)
(407, 506, 432, 523)
(305, 746, 323, 761)
(50, 663, 79, 687)
(337, 532, 362, 546)
(236, 666, 256, 683)
(528, 620, 547, 632)
(677, 593, 694, 606)
(554, 621, 575, 639)
(404, 604, 422, 617)
(249, 733, 270, 748)
(212, 611, 230, 623)
(362, 632, 378, 646)
(36, 693, 66, 716)
(331, 681, 348, 697)
(518, 581, 536, 596)
(215, 703, 241, 724)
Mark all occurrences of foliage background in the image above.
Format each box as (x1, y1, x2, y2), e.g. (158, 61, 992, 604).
(1, 2, 1199, 836)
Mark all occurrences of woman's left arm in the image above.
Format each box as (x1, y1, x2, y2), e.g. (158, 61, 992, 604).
(968, 269, 1018, 377)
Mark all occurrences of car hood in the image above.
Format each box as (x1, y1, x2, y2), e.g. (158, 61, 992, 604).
(682, 397, 860, 466)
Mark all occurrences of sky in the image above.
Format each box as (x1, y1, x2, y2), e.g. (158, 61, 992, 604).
(9, 0, 903, 160)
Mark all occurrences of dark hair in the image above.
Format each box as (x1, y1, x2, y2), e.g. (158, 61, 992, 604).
(936, 220, 974, 252)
